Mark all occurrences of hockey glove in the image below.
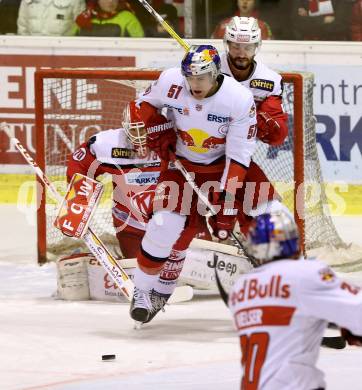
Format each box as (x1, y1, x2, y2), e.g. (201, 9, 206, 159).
(209, 191, 238, 240)
(256, 111, 281, 144)
(146, 116, 176, 161)
(341, 328, 362, 346)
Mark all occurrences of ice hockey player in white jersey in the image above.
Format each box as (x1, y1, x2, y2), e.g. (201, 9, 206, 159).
(229, 210, 362, 390)
(130, 44, 258, 323)
(67, 100, 210, 321)
(221, 16, 287, 138)
(221, 16, 290, 236)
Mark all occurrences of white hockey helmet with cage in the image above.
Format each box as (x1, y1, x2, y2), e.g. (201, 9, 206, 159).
(122, 101, 146, 149)
(224, 16, 262, 52)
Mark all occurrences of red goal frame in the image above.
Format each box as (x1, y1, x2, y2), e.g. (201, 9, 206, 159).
(34, 69, 305, 264)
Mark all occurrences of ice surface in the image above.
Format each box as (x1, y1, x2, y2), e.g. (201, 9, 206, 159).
(1, 205, 362, 390)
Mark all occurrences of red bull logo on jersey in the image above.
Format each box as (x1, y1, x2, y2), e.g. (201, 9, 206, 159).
(177, 128, 225, 154)
(230, 275, 291, 305)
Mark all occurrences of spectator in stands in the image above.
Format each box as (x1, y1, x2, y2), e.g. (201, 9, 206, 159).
(293, 0, 350, 40)
(0, 0, 21, 35)
(17, 0, 85, 36)
(351, 0, 362, 40)
(211, 0, 273, 40)
(148, 0, 179, 37)
(257, 0, 295, 39)
(76, 0, 144, 37)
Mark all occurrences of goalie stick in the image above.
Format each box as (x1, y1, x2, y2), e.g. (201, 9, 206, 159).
(214, 252, 346, 350)
(12, 137, 193, 306)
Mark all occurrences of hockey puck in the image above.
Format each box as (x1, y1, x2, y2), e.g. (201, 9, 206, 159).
(102, 354, 116, 361)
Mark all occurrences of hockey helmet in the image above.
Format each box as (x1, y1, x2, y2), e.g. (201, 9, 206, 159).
(245, 210, 300, 264)
(181, 45, 221, 79)
(122, 101, 146, 148)
(224, 16, 261, 53)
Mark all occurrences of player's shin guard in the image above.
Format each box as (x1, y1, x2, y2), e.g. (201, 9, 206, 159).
(157, 248, 186, 295)
(141, 249, 187, 324)
(138, 211, 186, 273)
(132, 211, 186, 322)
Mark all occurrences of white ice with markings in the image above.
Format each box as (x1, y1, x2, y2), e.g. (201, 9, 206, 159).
(1, 204, 362, 390)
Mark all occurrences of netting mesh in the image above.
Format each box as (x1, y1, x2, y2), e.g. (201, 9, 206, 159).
(36, 69, 345, 262)
(253, 72, 344, 252)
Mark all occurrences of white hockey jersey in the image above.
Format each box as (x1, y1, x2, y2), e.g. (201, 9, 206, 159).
(229, 258, 362, 390)
(220, 53, 283, 102)
(138, 67, 257, 168)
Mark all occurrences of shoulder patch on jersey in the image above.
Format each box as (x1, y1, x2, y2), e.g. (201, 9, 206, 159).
(250, 79, 275, 92)
(111, 148, 134, 159)
(319, 267, 336, 283)
(72, 147, 87, 161)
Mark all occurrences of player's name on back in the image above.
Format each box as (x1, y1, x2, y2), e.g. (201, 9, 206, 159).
(230, 275, 290, 304)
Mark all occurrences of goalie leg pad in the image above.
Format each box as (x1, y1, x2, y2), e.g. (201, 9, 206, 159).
(56, 253, 91, 300)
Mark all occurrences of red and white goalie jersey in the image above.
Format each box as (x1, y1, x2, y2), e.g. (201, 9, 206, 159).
(67, 128, 160, 233)
(138, 67, 257, 171)
(229, 258, 362, 390)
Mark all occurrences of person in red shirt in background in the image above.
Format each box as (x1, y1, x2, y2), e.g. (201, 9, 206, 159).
(211, 0, 273, 40)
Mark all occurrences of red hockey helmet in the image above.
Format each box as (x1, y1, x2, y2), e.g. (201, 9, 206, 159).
(122, 101, 146, 148)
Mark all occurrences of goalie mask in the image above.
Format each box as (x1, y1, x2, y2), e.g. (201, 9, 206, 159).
(122, 101, 146, 150)
(224, 16, 262, 57)
(245, 210, 300, 265)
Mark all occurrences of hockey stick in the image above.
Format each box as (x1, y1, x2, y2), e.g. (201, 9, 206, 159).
(136, 0, 190, 51)
(12, 137, 134, 301)
(170, 155, 258, 267)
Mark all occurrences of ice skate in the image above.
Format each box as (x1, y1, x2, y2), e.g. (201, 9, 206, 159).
(130, 287, 152, 323)
(143, 289, 171, 324)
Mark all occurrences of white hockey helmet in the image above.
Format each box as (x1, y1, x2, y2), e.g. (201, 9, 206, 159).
(122, 101, 146, 148)
(224, 16, 262, 52)
(245, 210, 300, 265)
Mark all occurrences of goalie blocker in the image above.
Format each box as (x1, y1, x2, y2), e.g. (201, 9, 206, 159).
(54, 173, 104, 238)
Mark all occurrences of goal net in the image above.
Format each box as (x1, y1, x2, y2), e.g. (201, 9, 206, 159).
(34, 68, 350, 266)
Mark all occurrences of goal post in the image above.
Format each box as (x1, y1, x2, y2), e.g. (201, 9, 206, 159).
(33, 68, 344, 264)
